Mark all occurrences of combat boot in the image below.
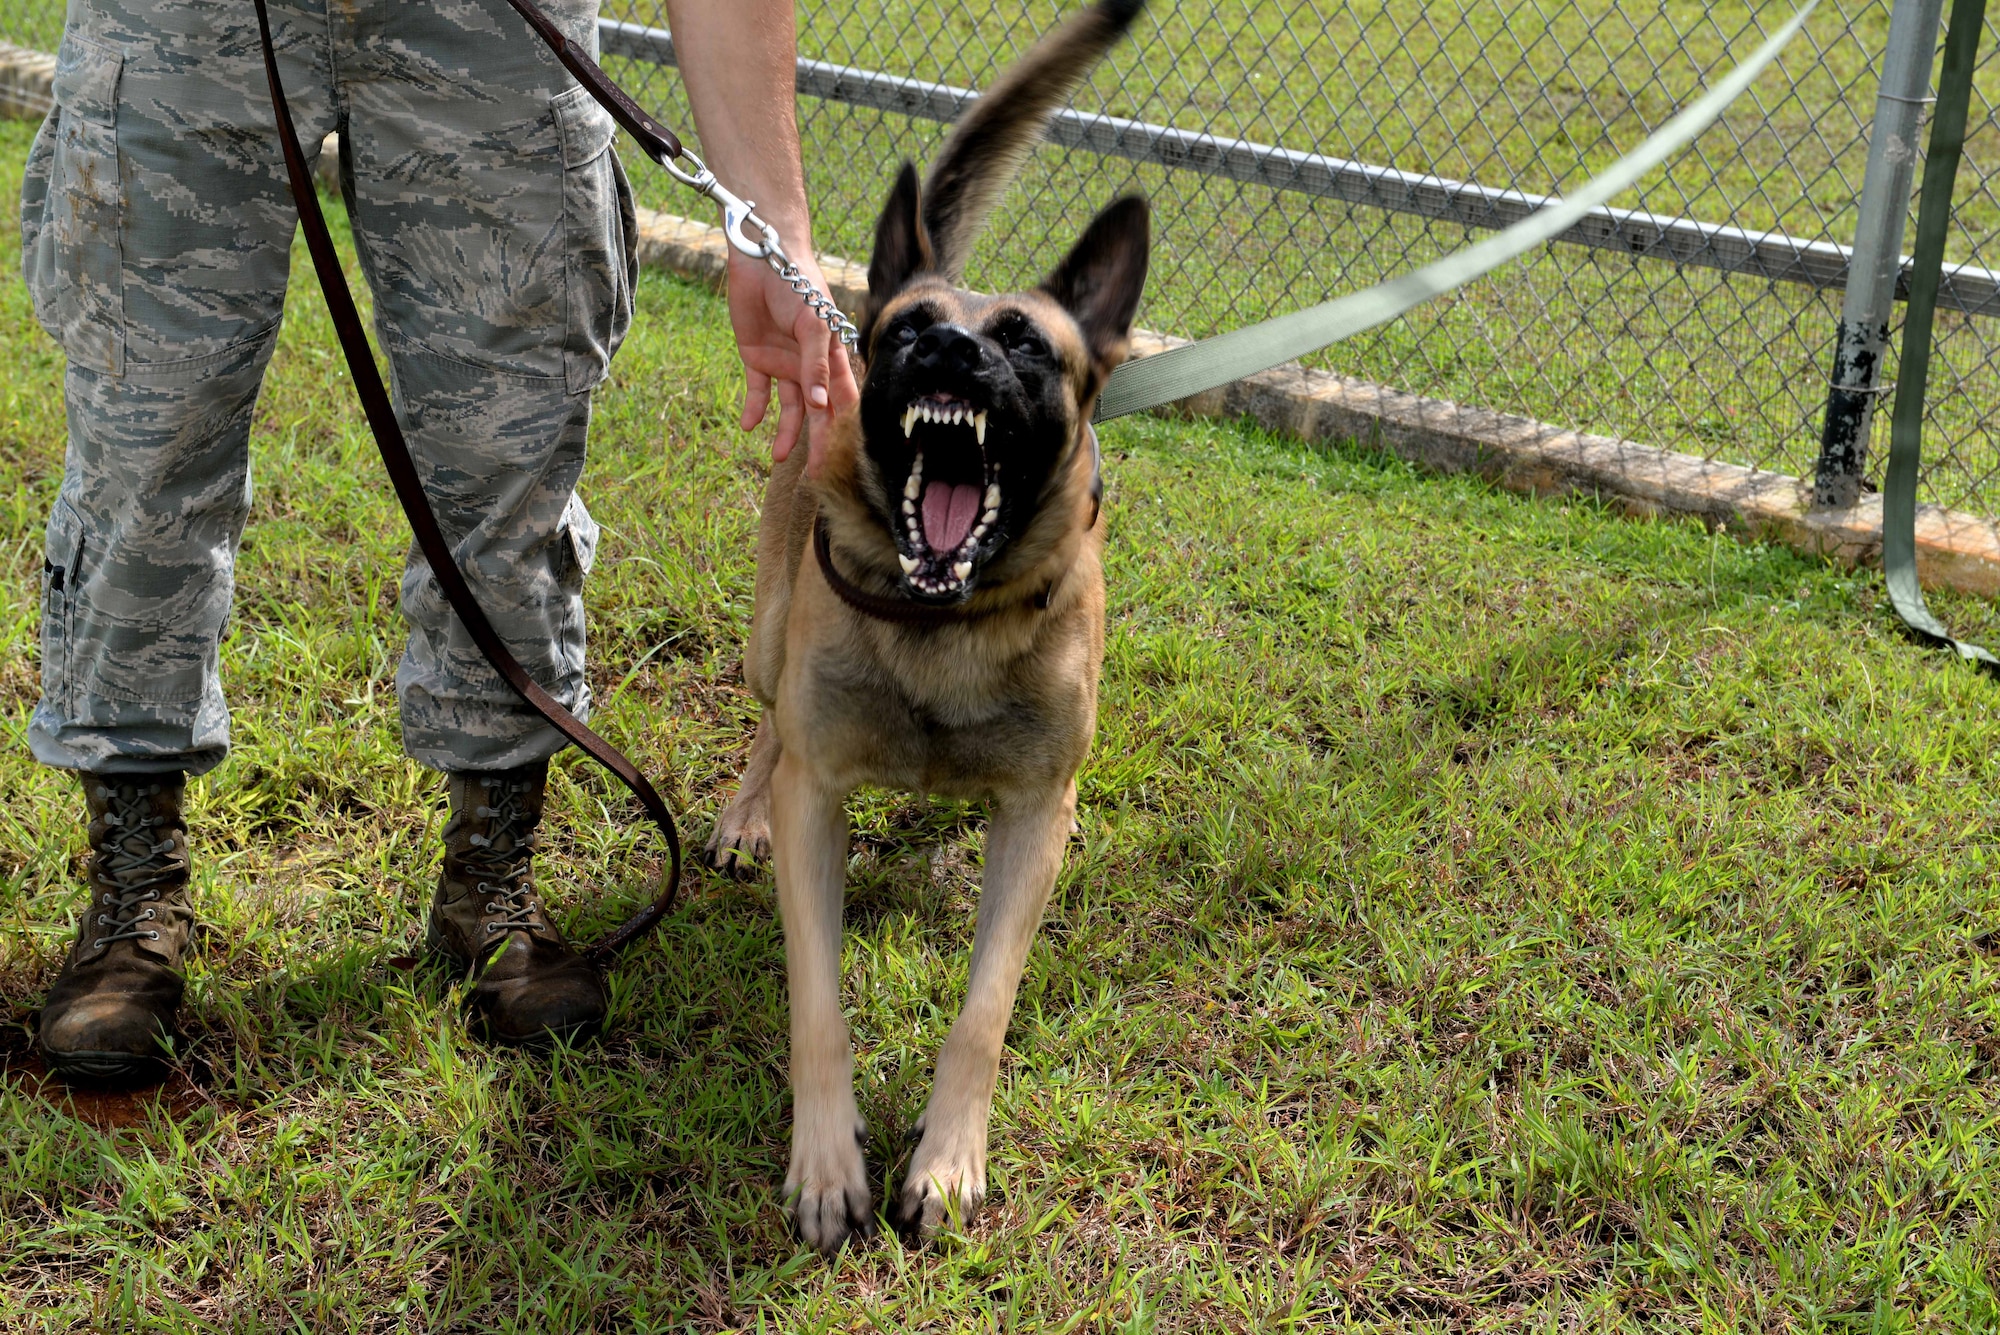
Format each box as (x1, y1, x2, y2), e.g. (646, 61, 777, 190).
(39, 773, 195, 1085)
(425, 761, 608, 1044)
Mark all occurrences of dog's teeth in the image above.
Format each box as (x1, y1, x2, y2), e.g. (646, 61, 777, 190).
(903, 498, 916, 516)
(952, 561, 972, 581)
(971, 523, 987, 541)
(902, 405, 918, 437)
(984, 484, 1001, 509)
(898, 553, 918, 575)
(974, 411, 987, 445)
(980, 508, 998, 526)
(904, 471, 920, 500)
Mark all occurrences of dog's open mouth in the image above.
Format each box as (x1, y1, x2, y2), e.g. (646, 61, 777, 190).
(893, 391, 1002, 599)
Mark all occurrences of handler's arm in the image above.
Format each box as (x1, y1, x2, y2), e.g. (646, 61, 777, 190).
(665, 0, 860, 473)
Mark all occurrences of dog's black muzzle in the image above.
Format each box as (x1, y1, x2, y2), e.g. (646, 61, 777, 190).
(910, 322, 987, 377)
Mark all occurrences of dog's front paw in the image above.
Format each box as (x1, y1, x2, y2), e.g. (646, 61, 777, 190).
(892, 1115, 988, 1241)
(785, 1114, 875, 1255)
(701, 799, 772, 879)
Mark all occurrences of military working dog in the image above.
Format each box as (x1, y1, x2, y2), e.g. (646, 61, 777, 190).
(703, 0, 1150, 1252)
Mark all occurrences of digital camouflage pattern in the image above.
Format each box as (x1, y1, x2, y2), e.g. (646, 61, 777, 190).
(24, 0, 636, 775)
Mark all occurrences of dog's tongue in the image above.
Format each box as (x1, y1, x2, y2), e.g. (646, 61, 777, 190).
(921, 480, 981, 553)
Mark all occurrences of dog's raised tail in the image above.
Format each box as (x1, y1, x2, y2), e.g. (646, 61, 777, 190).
(921, 0, 1144, 282)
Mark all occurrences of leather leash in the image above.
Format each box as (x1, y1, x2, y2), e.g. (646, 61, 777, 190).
(251, 0, 679, 965)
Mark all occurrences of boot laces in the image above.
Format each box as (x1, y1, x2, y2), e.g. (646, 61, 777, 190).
(466, 778, 545, 938)
(90, 782, 183, 953)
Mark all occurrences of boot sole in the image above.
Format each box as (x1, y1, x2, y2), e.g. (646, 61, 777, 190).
(478, 1016, 604, 1048)
(44, 1048, 169, 1087)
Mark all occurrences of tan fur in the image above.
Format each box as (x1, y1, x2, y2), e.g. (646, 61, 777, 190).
(706, 289, 1114, 1251)
(704, 0, 1145, 1254)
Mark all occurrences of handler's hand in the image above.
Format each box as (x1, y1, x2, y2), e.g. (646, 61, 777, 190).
(727, 246, 860, 475)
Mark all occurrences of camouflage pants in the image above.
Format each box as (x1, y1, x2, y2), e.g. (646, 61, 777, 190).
(23, 0, 637, 776)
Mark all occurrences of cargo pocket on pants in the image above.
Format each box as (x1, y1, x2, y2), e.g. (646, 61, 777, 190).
(554, 84, 636, 395)
(25, 34, 125, 376)
(41, 498, 84, 718)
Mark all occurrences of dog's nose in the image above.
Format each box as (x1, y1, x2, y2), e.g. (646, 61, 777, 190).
(912, 323, 985, 375)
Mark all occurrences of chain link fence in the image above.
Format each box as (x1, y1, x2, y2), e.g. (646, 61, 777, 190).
(8, 0, 2000, 519)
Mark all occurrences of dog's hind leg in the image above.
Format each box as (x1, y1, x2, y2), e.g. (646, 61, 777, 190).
(773, 748, 875, 1253)
(893, 779, 1077, 1240)
(701, 711, 781, 878)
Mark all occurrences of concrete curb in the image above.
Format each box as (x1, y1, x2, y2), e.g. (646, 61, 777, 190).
(2, 35, 1994, 597)
(0, 42, 52, 119)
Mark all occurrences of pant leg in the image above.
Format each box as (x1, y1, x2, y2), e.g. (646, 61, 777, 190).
(24, 0, 339, 776)
(338, 0, 636, 772)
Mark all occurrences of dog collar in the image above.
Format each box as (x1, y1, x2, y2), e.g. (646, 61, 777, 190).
(814, 518, 1048, 627)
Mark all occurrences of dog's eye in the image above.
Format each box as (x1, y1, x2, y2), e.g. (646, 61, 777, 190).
(1004, 329, 1048, 360)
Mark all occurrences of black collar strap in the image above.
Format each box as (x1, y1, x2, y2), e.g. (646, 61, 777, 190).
(814, 518, 1048, 627)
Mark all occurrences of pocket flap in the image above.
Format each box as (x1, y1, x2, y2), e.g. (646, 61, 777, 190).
(553, 85, 617, 170)
(47, 496, 84, 574)
(53, 36, 120, 127)
(560, 494, 600, 574)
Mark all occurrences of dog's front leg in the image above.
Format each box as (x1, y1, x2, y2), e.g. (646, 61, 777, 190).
(894, 780, 1076, 1239)
(772, 749, 874, 1253)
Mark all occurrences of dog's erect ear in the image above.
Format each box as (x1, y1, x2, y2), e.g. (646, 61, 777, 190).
(922, 0, 1145, 283)
(1043, 194, 1150, 376)
(862, 162, 934, 349)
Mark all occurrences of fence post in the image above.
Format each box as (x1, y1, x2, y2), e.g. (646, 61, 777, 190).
(1813, 0, 1948, 508)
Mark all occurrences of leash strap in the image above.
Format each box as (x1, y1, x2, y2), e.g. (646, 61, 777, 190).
(501, 0, 859, 350)
(1881, 0, 1995, 667)
(496, 0, 684, 167)
(1094, 0, 1820, 422)
(251, 0, 682, 964)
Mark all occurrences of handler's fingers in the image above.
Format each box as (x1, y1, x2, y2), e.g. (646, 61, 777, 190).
(795, 310, 834, 473)
(742, 367, 772, 432)
(830, 341, 860, 408)
(772, 376, 806, 462)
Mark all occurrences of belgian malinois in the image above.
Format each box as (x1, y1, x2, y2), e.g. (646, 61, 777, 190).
(704, 0, 1149, 1252)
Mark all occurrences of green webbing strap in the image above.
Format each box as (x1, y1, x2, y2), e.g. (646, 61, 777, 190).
(1881, 0, 1994, 667)
(1094, 0, 1820, 423)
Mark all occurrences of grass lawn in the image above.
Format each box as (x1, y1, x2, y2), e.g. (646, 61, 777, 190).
(5, 107, 2000, 1330)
